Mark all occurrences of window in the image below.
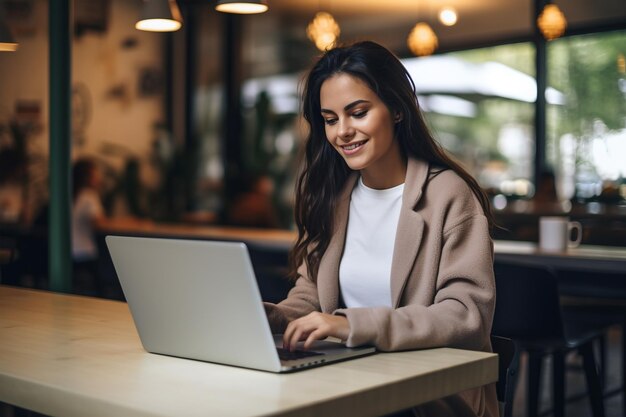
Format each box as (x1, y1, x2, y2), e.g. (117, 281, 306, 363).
(547, 30, 626, 203)
(407, 43, 538, 199)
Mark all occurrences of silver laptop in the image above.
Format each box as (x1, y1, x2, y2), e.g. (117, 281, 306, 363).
(105, 235, 375, 372)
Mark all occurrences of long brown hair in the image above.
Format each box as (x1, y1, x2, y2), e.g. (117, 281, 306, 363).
(72, 158, 98, 202)
(291, 41, 494, 281)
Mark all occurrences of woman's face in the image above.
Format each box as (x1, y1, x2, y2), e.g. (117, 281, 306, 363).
(89, 166, 102, 189)
(319, 73, 406, 189)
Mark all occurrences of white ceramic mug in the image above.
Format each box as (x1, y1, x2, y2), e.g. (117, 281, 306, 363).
(539, 216, 582, 252)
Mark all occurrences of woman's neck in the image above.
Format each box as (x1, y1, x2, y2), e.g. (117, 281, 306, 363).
(360, 157, 407, 190)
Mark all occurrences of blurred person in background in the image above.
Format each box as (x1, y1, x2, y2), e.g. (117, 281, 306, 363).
(227, 173, 280, 229)
(0, 148, 29, 224)
(72, 157, 107, 294)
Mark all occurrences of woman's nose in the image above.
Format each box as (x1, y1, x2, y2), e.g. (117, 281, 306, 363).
(337, 120, 355, 141)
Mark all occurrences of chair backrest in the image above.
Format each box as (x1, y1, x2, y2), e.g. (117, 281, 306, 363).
(0, 236, 18, 283)
(0, 236, 17, 263)
(490, 335, 519, 417)
(492, 262, 564, 341)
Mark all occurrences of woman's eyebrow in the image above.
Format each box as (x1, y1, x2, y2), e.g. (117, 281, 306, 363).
(320, 99, 370, 114)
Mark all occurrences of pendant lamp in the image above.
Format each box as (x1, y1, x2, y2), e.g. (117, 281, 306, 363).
(537, 3, 567, 40)
(136, 0, 182, 32)
(438, 7, 457, 26)
(306, 11, 340, 51)
(407, 22, 438, 56)
(0, 11, 18, 51)
(215, 0, 268, 14)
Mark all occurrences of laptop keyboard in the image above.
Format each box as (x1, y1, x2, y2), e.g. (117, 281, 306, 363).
(276, 347, 325, 361)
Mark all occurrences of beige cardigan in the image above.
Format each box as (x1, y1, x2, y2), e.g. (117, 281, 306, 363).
(266, 157, 498, 417)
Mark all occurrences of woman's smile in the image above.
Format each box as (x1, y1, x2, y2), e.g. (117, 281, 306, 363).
(340, 140, 368, 154)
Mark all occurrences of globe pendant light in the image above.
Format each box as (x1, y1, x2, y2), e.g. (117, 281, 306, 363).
(407, 22, 438, 56)
(306, 11, 340, 51)
(537, 3, 567, 40)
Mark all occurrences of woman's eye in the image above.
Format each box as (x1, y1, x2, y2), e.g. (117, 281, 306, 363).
(352, 110, 367, 118)
(323, 118, 337, 125)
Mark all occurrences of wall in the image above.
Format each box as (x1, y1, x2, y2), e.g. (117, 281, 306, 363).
(0, 0, 166, 214)
(72, 0, 166, 165)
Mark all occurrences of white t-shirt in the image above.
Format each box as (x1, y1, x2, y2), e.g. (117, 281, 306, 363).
(72, 189, 104, 261)
(339, 177, 404, 308)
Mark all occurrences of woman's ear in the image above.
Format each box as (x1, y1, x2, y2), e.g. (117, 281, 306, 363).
(394, 112, 403, 123)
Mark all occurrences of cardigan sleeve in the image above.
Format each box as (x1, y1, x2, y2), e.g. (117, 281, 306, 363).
(264, 262, 321, 333)
(335, 214, 495, 351)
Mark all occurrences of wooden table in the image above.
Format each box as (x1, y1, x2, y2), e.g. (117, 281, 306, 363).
(96, 220, 626, 297)
(97, 220, 626, 274)
(97, 218, 296, 250)
(0, 285, 497, 417)
(492, 202, 626, 246)
(97, 219, 626, 276)
(494, 240, 626, 274)
(95, 219, 297, 302)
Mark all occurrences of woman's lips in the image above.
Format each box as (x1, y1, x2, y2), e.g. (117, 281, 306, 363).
(340, 140, 367, 155)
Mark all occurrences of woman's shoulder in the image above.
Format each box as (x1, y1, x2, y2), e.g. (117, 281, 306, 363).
(427, 167, 474, 197)
(419, 165, 483, 217)
(429, 166, 467, 186)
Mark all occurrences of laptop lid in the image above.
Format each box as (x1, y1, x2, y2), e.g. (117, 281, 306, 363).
(105, 235, 374, 373)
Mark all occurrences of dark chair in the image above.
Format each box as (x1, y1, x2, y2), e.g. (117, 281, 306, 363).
(492, 262, 609, 417)
(17, 226, 48, 288)
(0, 235, 18, 283)
(558, 268, 626, 410)
(491, 335, 519, 417)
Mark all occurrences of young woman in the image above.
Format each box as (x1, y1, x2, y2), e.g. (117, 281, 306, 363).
(264, 41, 497, 417)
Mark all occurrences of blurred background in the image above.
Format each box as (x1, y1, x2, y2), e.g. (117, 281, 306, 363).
(0, 3, 625, 415)
(0, 0, 625, 287)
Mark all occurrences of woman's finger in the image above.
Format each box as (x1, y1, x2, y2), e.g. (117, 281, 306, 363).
(284, 318, 310, 351)
(304, 328, 328, 350)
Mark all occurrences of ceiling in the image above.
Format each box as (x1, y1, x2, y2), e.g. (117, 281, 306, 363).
(268, 0, 507, 16)
(267, 0, 626, 22)
(265, 0, 626, 52)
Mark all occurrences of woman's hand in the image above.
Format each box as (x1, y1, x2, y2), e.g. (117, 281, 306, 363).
(283, 312, 350, 351)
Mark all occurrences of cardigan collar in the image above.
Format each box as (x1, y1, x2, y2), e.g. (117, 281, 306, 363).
(317, 157, 430, 312)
